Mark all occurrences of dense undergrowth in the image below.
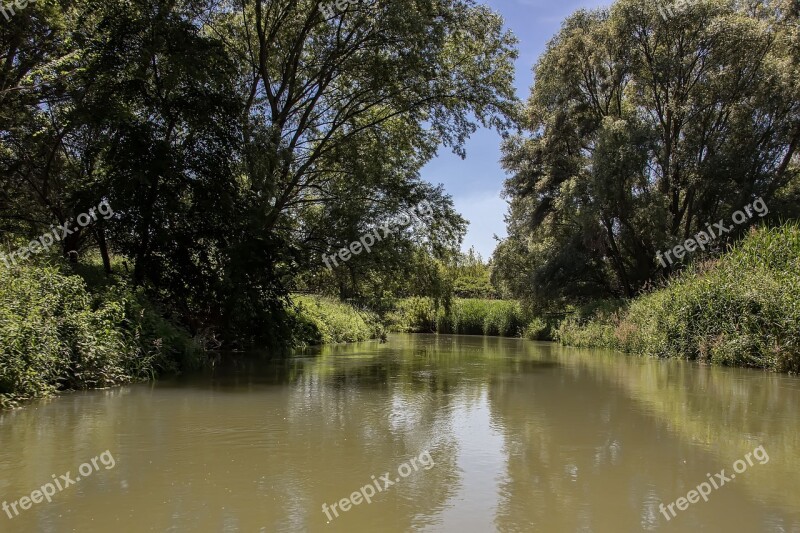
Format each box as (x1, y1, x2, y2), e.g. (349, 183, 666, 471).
(387, 297, 536, 337)
(0, 260, 200, 409)
(558, 225, 800, 372)
(4, 224, 796, 408)
(0, 250, 497, 408)
(385, 225, 800, 373)
(289, 295, 384, 346)
(0, 264, 384, 407)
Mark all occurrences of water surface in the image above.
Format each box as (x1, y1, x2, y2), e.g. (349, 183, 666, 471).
(1, 334, 799, 532)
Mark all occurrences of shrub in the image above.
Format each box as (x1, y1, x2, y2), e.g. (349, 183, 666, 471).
(556, 316, 617, 348)
(386, 297, 437, 333)
(388, 298, 531, 337)
(290, 295, 384, 346)
(0, 262, 196, 408)
(559, 224, 800, 372)
(524, 317, 552, 341)
(452, 299, 488, 335)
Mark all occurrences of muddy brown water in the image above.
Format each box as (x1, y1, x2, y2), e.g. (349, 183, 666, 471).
(1, 334, 799, 532)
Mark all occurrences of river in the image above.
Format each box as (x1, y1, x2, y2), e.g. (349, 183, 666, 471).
(1, 334, 799, 532)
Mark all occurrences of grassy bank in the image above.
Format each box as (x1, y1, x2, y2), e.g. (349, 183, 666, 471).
(378, 224, 800, 374)
(388, 297, 535, 337)
(0, 268, 384, 407)
(290, 295, 384, 346)
(558, 225, 800, 372)
(0, 261, 200, 409)
(7, 223, 794, 408)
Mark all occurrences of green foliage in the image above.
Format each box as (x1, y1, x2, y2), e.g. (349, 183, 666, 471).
(450, 299, 488, 335)
(556, 317, 617, 349)
(389, 298, 531, 337)
(558, 225, 800, 372)
(0, 262, 198, 408)
(1, 0, 517, 350)
(450, 247, 499, 299)
(290, 295, 384, 347)
(387, 297, 439, 333)
(495, 0, 799, 308)
(523, 317, 552, 341)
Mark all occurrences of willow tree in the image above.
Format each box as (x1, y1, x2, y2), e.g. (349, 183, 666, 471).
(214, 0, 516, 227)
(494, 0, 799, 307)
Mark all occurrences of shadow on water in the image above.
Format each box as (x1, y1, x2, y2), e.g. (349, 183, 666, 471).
(156, 335, 561, 393)
(0, 334, 798, 532)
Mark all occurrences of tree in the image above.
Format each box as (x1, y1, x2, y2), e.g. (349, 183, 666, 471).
(1, 0, 519, 347)
(494, 0, 799, 308)
(201, 0, 517, 340)
(450, 247, 497, 299)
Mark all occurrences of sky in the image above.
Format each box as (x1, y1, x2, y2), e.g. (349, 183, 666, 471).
(420, 0, 610, 259)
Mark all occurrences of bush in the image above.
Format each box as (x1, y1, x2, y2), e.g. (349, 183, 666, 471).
(290, 295, 384, 346)
(389, 298, 531, 337)
(558, 224, 800, 372)
(556, 316, 617, 348)
(0, 262, 198, 408)
(523, 317, 552, 341)
(451, 299, 488, 335)
(386, 297, 438, 333)
(481, 300, 525, 336)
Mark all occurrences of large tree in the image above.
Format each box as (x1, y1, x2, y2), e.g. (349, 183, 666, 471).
(197, 0, 517, 339)
(494, 0, 799, 308)
(1, 0, 518, 346)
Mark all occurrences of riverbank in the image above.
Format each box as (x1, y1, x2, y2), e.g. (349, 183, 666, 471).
(0, 269, 384, 407)
(303, 221, 800, 377)
(382, 225, 800, 373)
(0, 260, 200, 409)
(290, 295, 384, 346)
(557, 224, 800, 373)
(3, 224, 796, 407)
(385, 297, 554, 340)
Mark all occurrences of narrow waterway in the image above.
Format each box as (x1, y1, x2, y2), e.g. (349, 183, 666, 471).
(1, 334, 799, 532)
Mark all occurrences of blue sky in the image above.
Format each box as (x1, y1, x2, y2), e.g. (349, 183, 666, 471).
(421, 0, 610, 259)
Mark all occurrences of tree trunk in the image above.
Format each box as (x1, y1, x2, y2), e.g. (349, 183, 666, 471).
(96, 226, 112, 275)
(62, 225, 81, 264)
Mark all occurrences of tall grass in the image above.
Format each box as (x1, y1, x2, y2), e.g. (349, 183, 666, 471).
(558, 224, 800, 372)
(389, 298, 532, 337)
(0, 262, 198, 408)
(290, 295, 384, 346)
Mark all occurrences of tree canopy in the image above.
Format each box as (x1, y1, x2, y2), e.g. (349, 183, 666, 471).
(493, 0, 799, 309)
(0, 0, 518, 346)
